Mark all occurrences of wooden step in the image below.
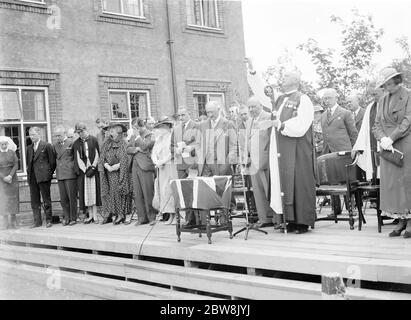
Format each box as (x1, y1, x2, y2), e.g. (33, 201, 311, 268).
(0, 260, 214, 300)
(1, 244, 410, 300)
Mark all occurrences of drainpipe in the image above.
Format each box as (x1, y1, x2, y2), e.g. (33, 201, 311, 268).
(166, 0, 179, 114)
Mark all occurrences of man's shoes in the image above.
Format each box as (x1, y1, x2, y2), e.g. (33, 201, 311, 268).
(46, 222, 52, 228)
(30, 224, 41, 229)
(69, 221, 76, 226)
(392, 219, 399, 225)
(62, 220, 69, 226)
(280, 223, 298, 233)
(149, 220, 156, 226)
(389, 230, 404, 237)
(295, 225, 309, 234)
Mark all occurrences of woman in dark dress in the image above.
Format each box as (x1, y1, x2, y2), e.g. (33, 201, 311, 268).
(373, 67, 411, 238)
(99, 122, 131, 225)
(0, 136, 19, 229)
(73, 123, 102, 224)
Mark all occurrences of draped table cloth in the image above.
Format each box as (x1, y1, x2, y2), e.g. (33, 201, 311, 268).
(170, 176, 233, 244)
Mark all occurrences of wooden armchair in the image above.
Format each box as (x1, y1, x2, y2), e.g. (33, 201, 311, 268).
(315, 151, 366, 230)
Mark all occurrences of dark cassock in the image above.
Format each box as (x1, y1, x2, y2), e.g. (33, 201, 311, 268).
(273, 90, 317, 232)
(72, 134, 102, 214)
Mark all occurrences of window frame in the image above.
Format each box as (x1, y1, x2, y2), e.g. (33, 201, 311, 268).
(0, 85, 51, 176)
(101, 0, 146, 20)
(108, 89, 151, 127)
(187, 0, 221, 31)
(193, 91, 225, 116)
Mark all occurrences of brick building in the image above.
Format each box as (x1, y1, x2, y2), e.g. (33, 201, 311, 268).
(0, 0, 248, 176)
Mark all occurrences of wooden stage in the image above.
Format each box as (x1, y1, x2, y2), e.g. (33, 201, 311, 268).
(1, 211, 411, 300)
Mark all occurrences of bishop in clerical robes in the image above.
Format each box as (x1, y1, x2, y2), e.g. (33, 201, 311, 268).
(271, 70, 317, 234)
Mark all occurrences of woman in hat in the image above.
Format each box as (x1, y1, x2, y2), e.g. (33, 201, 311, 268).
(373, 67, 411, 238)
(72, 122, 102, 224)
(151, 116, 178, 224)
(0, 136, 19, 229)
(99, 122, 131, 225)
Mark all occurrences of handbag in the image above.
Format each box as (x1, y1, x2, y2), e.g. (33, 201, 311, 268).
(377, 148, 404, 167)
(85, 166, 97, 178)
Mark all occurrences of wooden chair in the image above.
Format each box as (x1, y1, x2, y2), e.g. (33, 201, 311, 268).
(357, 151, 385, 233)
(315, 151, 366, 230)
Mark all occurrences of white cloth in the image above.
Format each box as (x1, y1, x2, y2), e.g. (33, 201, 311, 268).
(278, 94, 314, 138)
(353, 102, 380, 180)
(33, 140, 40, 152)
(0, 136, 17, 152)
(247, 71, 275, 109)
(330, 104, 338, 115)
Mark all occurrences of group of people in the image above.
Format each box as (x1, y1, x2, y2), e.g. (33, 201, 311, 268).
(0, 65, 410, 238)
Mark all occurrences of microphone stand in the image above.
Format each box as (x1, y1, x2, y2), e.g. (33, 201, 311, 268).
(233, 115, 268, 240)
(233, 167, 268, 240)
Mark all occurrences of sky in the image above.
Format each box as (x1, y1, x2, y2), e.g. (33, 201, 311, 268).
(241, 0, 411, 84)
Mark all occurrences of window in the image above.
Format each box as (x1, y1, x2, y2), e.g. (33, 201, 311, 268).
(0, 87, 50, 175)
(186, 0, 220, 29)
(108, 90, 151, 126)
(193, 92, 224, 116)
(102, 0, 144, 18)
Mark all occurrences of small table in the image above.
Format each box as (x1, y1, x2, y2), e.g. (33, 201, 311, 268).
(170, 176, 234, 244)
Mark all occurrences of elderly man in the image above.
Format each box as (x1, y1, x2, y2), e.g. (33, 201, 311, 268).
(53, 125, 78, 226)
(321, 88, 358, 154)
(197, 100, 237, 176)
(243, 96, 274, 227)
(321, 88, 358, 217)
(26, 127, 56, 228)
(145, 117, 156, 132)
(271, 70, 317, 234)
(172, 106, 199, 179)
(347, 93, 366, 132)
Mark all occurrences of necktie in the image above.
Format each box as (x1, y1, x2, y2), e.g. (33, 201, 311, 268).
(327, 109, 332, 123)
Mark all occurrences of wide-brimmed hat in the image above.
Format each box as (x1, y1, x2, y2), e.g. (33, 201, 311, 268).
(154, 116, 173, 128)
(375, 67, 402, 89)
(107, 121, 128, 133)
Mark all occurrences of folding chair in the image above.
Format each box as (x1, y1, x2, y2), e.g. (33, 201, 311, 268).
(315, 151, 366, 230)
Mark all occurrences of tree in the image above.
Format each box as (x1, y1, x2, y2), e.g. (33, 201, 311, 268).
(392, 36, 411, 87)
(297, 9, 383, 106)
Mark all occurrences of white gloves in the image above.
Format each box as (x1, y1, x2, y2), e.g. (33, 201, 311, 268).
(380, 137, 394, 150)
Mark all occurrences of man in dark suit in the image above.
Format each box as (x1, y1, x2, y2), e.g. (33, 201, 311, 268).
(127, 119, 157, 226)
(26, 127, 56, 228)
(347, 93, 366, 132)
(321, 88, 358, 217)
(53, 125, 78, 226)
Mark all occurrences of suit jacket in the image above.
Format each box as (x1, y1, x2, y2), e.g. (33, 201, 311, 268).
(26, 140, 56, 183)
(321, 105, 358, 153)
(197, 117, 237, 175)
(126, 129, 155, 172)
(355, 107, 366, 132)
(243, 110, 272, 173)
(171, 119, 199, 172)
(53, 140, 76, 180)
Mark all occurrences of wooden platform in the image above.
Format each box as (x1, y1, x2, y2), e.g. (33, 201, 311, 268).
(1, 212, 411, 300)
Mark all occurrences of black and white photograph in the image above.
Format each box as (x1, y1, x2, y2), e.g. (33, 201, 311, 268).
(0, 0, 411, 306)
